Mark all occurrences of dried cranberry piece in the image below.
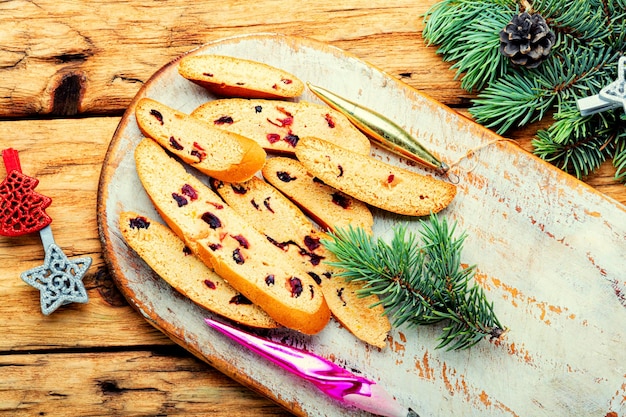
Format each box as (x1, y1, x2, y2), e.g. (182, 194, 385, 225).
(129, 216, 150, 229)
(387, 174, 395, 183)
(172, 193, 188, 207)
(231, 184, 247, 195)
(229, 294, 252, 305)
(284, 134, 299, 147)
(231, 234, 250, 249)
(288, 277, 303, 298)
(337, 165, 344, 177)
(204, 280, 216, 289)
(191, 149, 205, 161)
(267, 236, 289, 250)
(324, 113, 336, 128)
(263, 197, 274, 213)
(201, 212, 221, 229)
(203, 72, 214, 77)
(281, 78, 293, 84)
(209, 243, 222, 251)
(232, 248, 245, 264)
(169, 136, 184, 150)
(337, 287, 347, 306)
(266, 133, 281, 144)
(276, 171, 296, 182)
(277, 107, 293, 117)
(191, 142, 207, 161)
(265, 275, 275, 286)
(309, 285, 315, 299)
(332, 192, 351, 209)
(182, 184, 198, 200)
(209, 201, 224, 209)
(308, 272, 322, 285)
(251, 199, 260, 210)
(182, 246, 192, 256)
(214, 115, 234, 125)
(304, 235, 320, 251)
(272, 84, 278, 90)
(254, 105, 263, 113)
(150, 109, 164, 124)
(302, 250, 323, 266)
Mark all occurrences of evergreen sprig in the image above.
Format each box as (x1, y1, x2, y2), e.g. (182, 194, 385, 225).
(322, 214, 504, 351)
(422, 0, 626, 184)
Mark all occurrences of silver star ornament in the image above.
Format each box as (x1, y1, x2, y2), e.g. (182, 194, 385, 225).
(21, 240, 91, 315)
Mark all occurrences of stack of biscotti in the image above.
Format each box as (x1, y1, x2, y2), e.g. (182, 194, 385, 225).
(213, 176, 391, 348)
(262, 156, 374, 234)
(191, 98, 371, 156)
(134, 138, 331, 335)
(119, 211, 278, 329)
(178, 54, 305, 99)
(135, 98, 266, 182)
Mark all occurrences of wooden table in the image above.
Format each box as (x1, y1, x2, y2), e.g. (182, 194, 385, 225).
(1, 1, 624, 416)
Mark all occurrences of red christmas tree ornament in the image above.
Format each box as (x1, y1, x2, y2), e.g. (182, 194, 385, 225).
(0, 148, 53, 236)
(1, 147, 91, 315)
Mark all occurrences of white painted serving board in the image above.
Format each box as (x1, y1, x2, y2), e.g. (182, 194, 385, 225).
(98, 33, 626, 417)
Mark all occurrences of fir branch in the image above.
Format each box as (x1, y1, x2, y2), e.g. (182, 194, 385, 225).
(422, 0, 626, 184)
(322, 214, 504, 351)
(614, 129, 626, 182)
(470, 69, 556, 133)
(532, 104, 619, 178)
(423, 0, 515, 91)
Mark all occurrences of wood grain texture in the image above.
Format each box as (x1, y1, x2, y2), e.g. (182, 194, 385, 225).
(0, 1, 624, 416)
(0, 0, 465, 117)
(0, 349, 291, 416)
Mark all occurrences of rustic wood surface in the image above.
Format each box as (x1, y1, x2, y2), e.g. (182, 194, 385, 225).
(0, 1, 624, 416)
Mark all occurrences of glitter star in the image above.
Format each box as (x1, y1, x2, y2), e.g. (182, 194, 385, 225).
(20, 243, 91, 315)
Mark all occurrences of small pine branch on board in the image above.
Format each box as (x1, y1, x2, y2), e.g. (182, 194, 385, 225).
(422, 0, 626, 184)
(323, 214, 504, 351)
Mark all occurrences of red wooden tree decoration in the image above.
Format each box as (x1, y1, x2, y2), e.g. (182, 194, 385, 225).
(0, 148, 52, 237)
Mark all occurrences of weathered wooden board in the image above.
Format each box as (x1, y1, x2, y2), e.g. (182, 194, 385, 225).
(99, 34, 626, 417)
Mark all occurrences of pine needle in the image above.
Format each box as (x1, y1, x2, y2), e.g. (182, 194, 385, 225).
(322, 214, 504, 351)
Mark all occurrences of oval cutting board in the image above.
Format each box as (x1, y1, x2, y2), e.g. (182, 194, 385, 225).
(98, 33, 626, 417)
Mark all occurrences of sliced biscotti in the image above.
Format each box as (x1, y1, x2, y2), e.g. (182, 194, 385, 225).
(119, 211, 278, 329)
(262, 157, 374, 234)
(135, 98, 266, 182)
(191, 99, 371, 156)
(295, 136, 456, 216)
(134, 138, 330, 334)
(213, 176, 391, 348)
(178, 54, 304, 99)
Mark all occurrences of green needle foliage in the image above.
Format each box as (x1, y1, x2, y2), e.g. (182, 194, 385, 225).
(422, 0, 626, 184)
(322, 214, 504, 351)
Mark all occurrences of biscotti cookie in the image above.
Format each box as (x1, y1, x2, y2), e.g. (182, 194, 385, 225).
(213, 176, 390, 348)
(178, 54, 304, 99)
(295, 136, 457, 216)
(119, 211, 278, 329)
(262, 157, 374, 234)
(135, 98, 266, 182)
(134, 138, 330, 334)
(191, 99, 371, 156)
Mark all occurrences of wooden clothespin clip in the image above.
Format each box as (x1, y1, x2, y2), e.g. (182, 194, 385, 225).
(577, 56, 626, 116)
(0, 148, 91, 315)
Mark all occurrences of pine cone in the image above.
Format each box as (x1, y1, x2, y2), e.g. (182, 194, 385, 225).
(499, 11, 555, 68)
